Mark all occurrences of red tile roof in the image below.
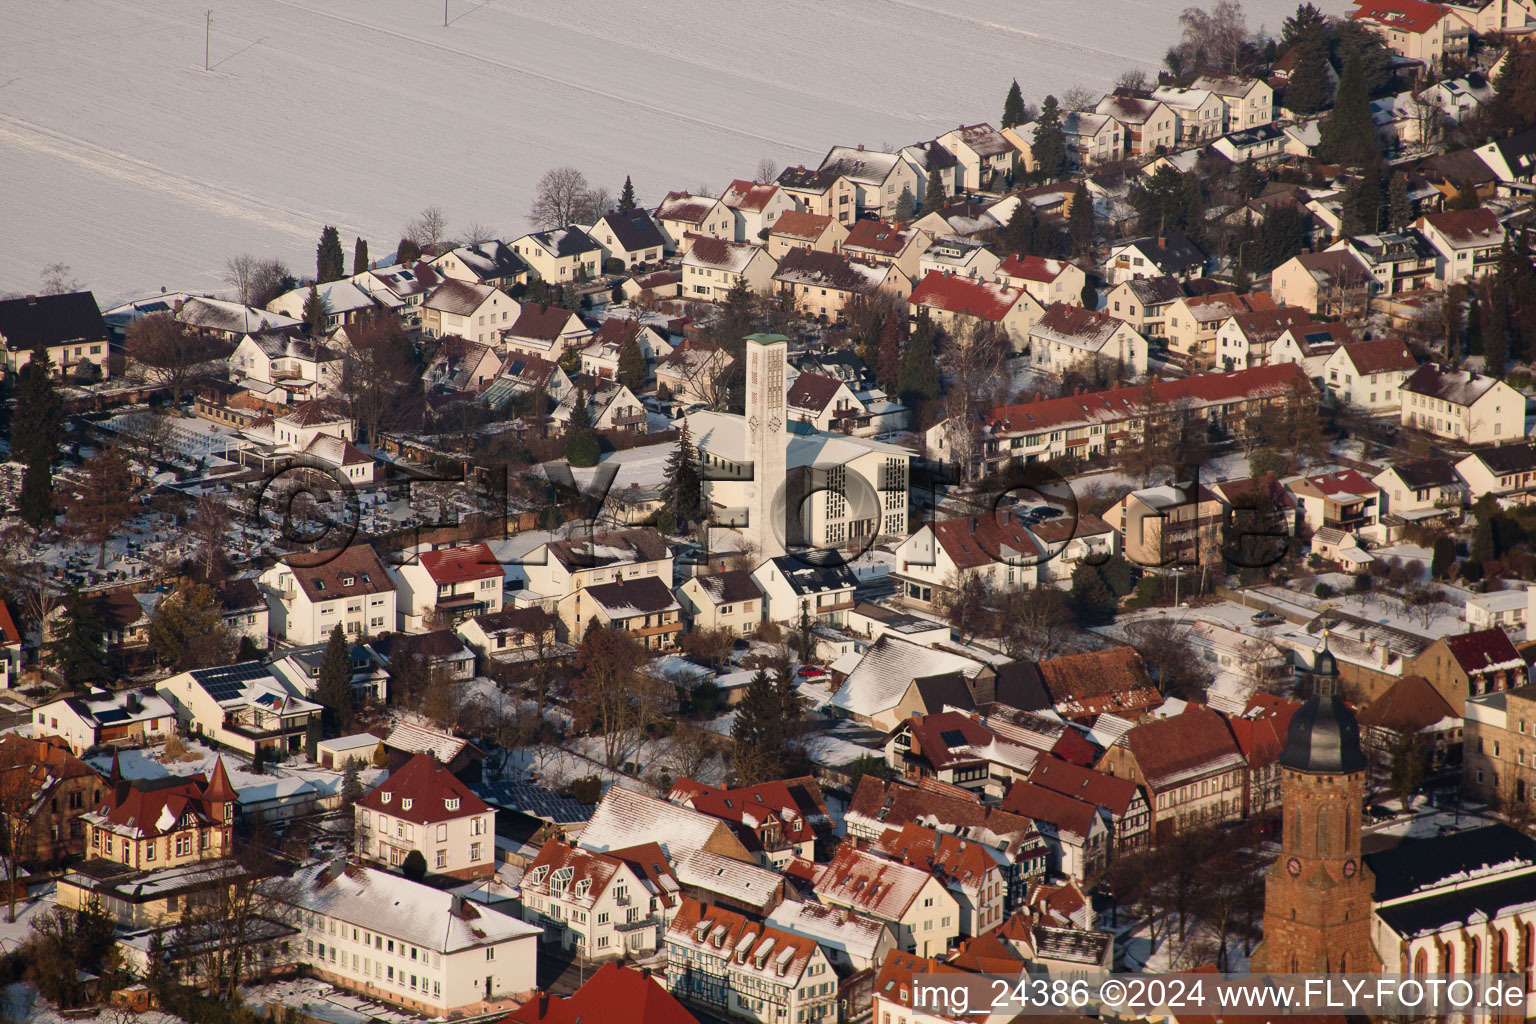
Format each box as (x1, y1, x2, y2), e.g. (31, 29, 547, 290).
(720, 180, 781, 213)
(283, 544, 394, 602)
(91, 761, 235, 839)
(1350, 0, 1452, 35)
(358, 752, 489, 824)
(1421, 206, 1503, 245)
(506, 962, 700, 1024)
(931, 513, 1043, 570)
(657, 192, 717, 224)
(786, 372, 846, 414)
(0, 599, 19, 647)
(1028, 757, 1140, 816)
(909, 270, 1027, 321)
(1444, 628, 1523, 675)
(998, 254, 1074, 283)
(770, 210, 836, 241)
(667, 776, 832, 849)
(420, 543, 502, 585)
(872, 822, 1004, 891)
(1120, 707, 1246, 790)
(1339, 338, 1416, 375)
(1356, 675, 1457, 732)
(1298, 469, 1379, 498)
(1221, 695, 1302, 767)
(508, 302, 579, 342)
(999, 780, 1100, 842)
(843, 219, 919, 256)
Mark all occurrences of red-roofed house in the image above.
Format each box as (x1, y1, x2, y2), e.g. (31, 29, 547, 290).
(1165, 290, 1277, 369)
(766, 210, 849, 260)
(870, 951, 977, 1024)
(520, 838, 676, 959)
(502, 302, 592, 360)
(1320, 338, 1417, 412)
(813, 846, 961, 956)
(1096, 707, 1247, 841)
(842, 220, 932, 282)
(1028, 756, 1151, 854)
(356, 753, 495, 878)
(999, 780, 1110, 880)
(1221, 693, 1303, 816)
(908, 270, 1044, 353)
(1285, 470, 1383, 538)
(996, 254, 1089, 308)
(1409, 628, 1527, 714)
(681, 236, 779, 301)
(719, 179, 798, 242)
(884, 711, 1042, 794)
(1351, 0, 1470, 66)
(891, 512, 1044, 612)
(872, 821, 1011, 936)
(663, 898, 836, 1022)
(1026, 303, 1149, 374)
(667, 776, 834, 867)
(506, 962, 700, 1024)
(785, 371, 863, 432)
(656, 192, 734, 254)
(395, 543, 504, 632)
(0, 599, 21, 690)
(83, 757, 237, 870)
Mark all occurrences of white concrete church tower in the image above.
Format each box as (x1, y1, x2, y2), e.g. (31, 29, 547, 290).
(744, 333, 788, 561)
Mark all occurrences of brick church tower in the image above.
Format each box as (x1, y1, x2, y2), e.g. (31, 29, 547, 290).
(1252, 637, 1379, 974)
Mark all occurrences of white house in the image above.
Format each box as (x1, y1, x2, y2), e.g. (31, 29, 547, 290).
(1320, 338, 1417, 413)
(258, 544, 398, 645)
(890, 513, 1042, 614)
(501, 302, 592, 361)
(934, 125, 1017, 191)
(32, 691, 175, 755)
(585, 211, 667, 268)
(1103, 234, 1207, 284)
(674, 571, 763, 637)
(510, 226, 604, 281)
(1372, 457, 1465, 520)
(228, 334, 341, 400)
(719, 179, 799, 242)
(820, 145, 924, 218)
(420, 280, 518, 344)
(1455, 443, 1536, 501)
(287, 861, 539, 1016)
(812, 846, 961, 958)
(1415, 207, 1505, 286)
(395, 543, 504, 632)
(520, 528, 673, 605)
(1026, 303, 1149, 375)
(749, 557, 858, 628)
(1151, 84, 1227, 144)
(157, 662, 323, 758)
(1193, 75, 1274, 132)
(430, 242, 529, 291)
(995, 255, 1088, 309)
(356, 753, 495, 879)
(268, 281, 380, 333)
(655, 193, 734, 253)
(681, 238, 779, 302)
(520, 838, 677, 960)
(1400, 363, 1524, 444)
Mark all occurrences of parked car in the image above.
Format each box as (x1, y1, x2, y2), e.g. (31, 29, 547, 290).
(797, 665, 826, 679)
(1365, 804, 1395, 822)
(1251, 611, 1284, 626)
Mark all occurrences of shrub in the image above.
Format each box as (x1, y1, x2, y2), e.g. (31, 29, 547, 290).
(603, 257, 625, 275)
(1314, 582, 1334, 598)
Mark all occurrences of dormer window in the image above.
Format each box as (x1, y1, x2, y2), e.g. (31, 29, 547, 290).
(401, 798, 413, 811)
(359, 572, 371, 584)
(381, 792, 392, 804)
(313, 579, 325, 591)
(446, 798, 460, 811)
(342, 576, 355, 586)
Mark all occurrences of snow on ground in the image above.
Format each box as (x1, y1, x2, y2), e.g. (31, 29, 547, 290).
(86, 737, 384, 802)
(1, 0, 1341, 301)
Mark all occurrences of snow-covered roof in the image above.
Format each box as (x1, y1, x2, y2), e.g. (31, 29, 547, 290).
(831, 636, 987, 718)
(675, 849, 782, 910)
(579, 784, 736, 862)
(290, 862, 541, 953)
(765, 901, 892, 963)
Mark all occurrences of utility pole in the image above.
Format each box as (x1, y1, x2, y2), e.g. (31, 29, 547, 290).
(205, 10, 211, 71)
(444, 0, 448, 26)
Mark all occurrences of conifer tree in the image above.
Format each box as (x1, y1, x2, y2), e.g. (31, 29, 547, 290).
(664, 421, 703, 528)
(1282, 26, 1331, 116)
(317, 225, 345, 283)
(1388, 173, 1412, 232)
(898, 311, 942, 407)
(617, 331, 646, 391)
(315, 624, 353, 731)
(303, 285, 329, 338)
(894, 186, 916, 224)
(48, 589, 111, 686)
(353, 237, 369, 277)
(876, 309, 905, 395)
(926, 166, 945, 209)
(1483, 285, 1510, 378)
(1031, 95, 1068, 181)
(1068, 181, 1096, 257)
(1318, 46, 1379, 166)
(396, 238, 422, 265)
(69, 446, 134, 567)
(1070, 563, 1118, 626)
(1002, 79, 1027, 128)
(14, 342, 64, 530)
(563, 389, 601, 467)
(617, 176, 638, 213)
(148, 581, 233, 671)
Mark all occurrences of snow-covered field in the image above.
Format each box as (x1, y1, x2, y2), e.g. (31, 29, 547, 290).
(2, 0, 1342, 303)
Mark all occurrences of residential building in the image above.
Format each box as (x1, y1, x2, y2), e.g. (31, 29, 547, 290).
(907, 271, 1044, 354)
(33, 690, 175, 755)
(785, 371, 865, 433)
(357, 753, 494, 879)
(749, 556, 857, 628)
(935, 124, 1017, 190)
(287, 861, 539, 1016)
(1222, 693, 1303, 817)
(995, 254, 1087, 309)
(520, 528, 673, 604)
(579, 785, 756, 867)
(1095, 92, 1180, 157)
(774, 166, 858, 225)
(674, 571, 763, 636)
(228, 333, 341, 399)
(813, 846, 961, 957)
(1193, 75, 1275, 131)
(1270, 250, 1375, 315)
(1214, 306, 1318, 370)
(259, 544, 397, 644)
(719, 180, 797, 242)
(216, 578, 269, 649)
(1320, 338, 1416, 412)
(268, 280, 380, 333)
(0, 291, 110, 380)
(586, 210, 667, 267)
(457, 607, 564, 668)
(82, 757, 236, 871)
(1473, 124, 1536, 184)
(350, 262, 440, 327)
(511, 226, 604, 281)
(1456, 443, 1536, 502)
(763, 902, 896, 975)
(1464, 682, 1536, 803)
(420, 280, 517, 344)
(910, 201, 1001, 239)
(1373, 457, 1464, 520)
(0, 735, 102, 864)
(1095, 707, 1247, 841)
(1165, 291, 1274, 369)
(0, 600, 19, 691)
(1285, 470, 1384, 539)
(1029, 756, 1151, 854)
(557, 576, 683, 649)
(423, 337, 503, 394)
(1103, 275, 1186, 340)
(505, 962, 700, 1024)
(999, 780, 1110, 880)
(1327, 232, 1438, 295)
(1105, 482, 1225, 568)
(668, 777, 833, 868)
(1151, 84, 1227, 144)
(841, 219, 931, 282)
(681, 238, 779, 301)
(872, 821, 1011, 936)
(519, 838, 675, 959)
(900, 140, 961, 203)
(1103, 233, 1206, 284)
(884, 711, 1041, 796)
(655, 341, 734, 404)
(580, 318, 673, 381)
(1350, 0, 1470, 66)
(664, 898, 837, 1024)
(829, 636, 997, 730)
(765, 211, 848, 260)
(394, 543, 504, 632)
(773, 250, 903, 321)
(1026, 303, 1149, 374)
(1415, 206, 1505, 284)
(431, 242, 530, 291)
(157, 662, 322, 757)
(918, 236, 1002, 281)
(1408, 628, 1526, 714)
(501, 302, 592, 361)
(1399, 363, 1524, 444)
(890, 512, 1043, 613)
(656, 193, 734, 253)
(819, 145, 923, 218)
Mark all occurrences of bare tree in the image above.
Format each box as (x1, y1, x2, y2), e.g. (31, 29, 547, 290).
(190, 494, 232, 583)
(459, 222, 499, 245)
(581, 186, 614, 224)
(1002, 585, 1075, 660)
(0, 744, 42, 923)
(754, 157, 780, 184)
(39, 263, 81, 295)
(1170, 0, 1251, 77)
(528, 167, 597, 229)
(1061, 85, 1098, 112)
(125, 311, 229, 407)
(1125, 617, 1215, 700)
(1116, 68, 1152, 91)
(225, 254, 258, 305)
(404, 205, 449, 250)
(0, 523, 63, 647)
(663, 722, 719, 782)
(249, 258, 293, 308)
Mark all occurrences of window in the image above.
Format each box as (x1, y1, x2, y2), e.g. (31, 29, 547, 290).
(437, 850, 448, 868)
(437, 824, 447, 841)
(470, 842, 482, 861)
(486, 946, 495, 960)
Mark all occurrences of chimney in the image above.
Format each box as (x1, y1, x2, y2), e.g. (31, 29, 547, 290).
(1157, 237, 1166, 248)
(537, 993, 549, 1016)
(857, 143, 865, 151)
(25, 295, 37, 305)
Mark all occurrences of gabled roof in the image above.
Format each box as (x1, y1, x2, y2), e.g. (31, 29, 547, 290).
(1226, 305, 1316, 344)
(506, 962, 699, 1024)
(383, 721, 478, 763)
(1036, 647, 1156, 707)
(786, 372, 847, 414)
(773, 250, 885, 293)
(686, 570, 761, 606)
(762, 555, 857, 596)
(930, 512, 1043, 570)
(909, 271, 1027, 321)
(765, 901, 893, 964)
(1292, 468, 1380, 499)
(669, 776, 832, 848)
(903, 711, 1039, 774)
(1112, 233, 1206, 274)
(814, 845, 938, 920)
(1029, 757, 1141, 816)
(872, 821, 1007, 893)
(591, 210, 666, 252)
(1117, 274, 1188, 306)
(88, 762, 233, 839)
(580, 785, 742, 862)
(1357, 675, 1458, 732)
(1467, 442, 1536, 476)
(775, 165, 845, 194)
(1401, 363, 1504, 406)
(1118, 707, 1246, 789)
(720, 180, 783, 214)
(683, 236, 765, 274)
(845, 777, 1039, 851)
(1351, 0, 1453, 34)
(1421, 206, 1503, 247)
(944, 123, 1014, 158)
(176, 296, 300, 335)
(666, 897, 822, 984)
(832, 636, 990, 720)
(280, 545, 393, 602)
(998, 254, 1075, 284)
(656, 192, 720, 225)
(523, 838, 626, 909)
(769, 210, 837, 241)
(583, 576, 680, 618)
(359, 752, 488, 824)
(423, 279, 499, 316)
(1030, 303, 1132, 351)
(1339, 338, 1416, 375)
(419, 543, 501, 584)
(999, 781, 1100, 843)
(819, 146, 904, 186)
(523, 226, 602, 258)
(1383, 456, 1459, 489)
(439, 241, 528, 281)
(0, 291, 108, 351)
(1443, 628, 1523, 675)
(507, 302, 581, 342)
(546, 528, 670, 572)
(843, 219, 921, 256)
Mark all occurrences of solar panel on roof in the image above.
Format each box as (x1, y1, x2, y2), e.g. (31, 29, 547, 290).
(192, 661, 273, 702)
(939, 729, 969, 747)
